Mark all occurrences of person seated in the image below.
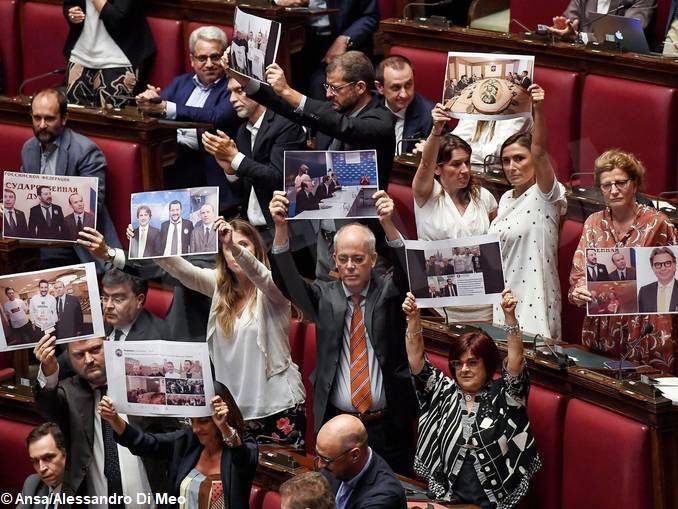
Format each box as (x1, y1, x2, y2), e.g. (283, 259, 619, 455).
(402, 289, 541, 508)
(99, 382, 258, 509)
(295, 181, 320, 215)
(569, 149, 677, 372)
(280, 471, 336, 509)
(315, 175, 335, 201)
(548, 0, 656, 42)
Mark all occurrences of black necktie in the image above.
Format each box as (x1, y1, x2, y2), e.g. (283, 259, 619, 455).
(44, 207, 52, 228)
(8, 210, 17, 230)
(620, 271, 625, 281)
(100, 387, 124, 506)
(170, 222, 179, 255)
(77, 215, 83, 231)
(113, 329, 123, 341)
(589, 266, 596, 281)
(57, 297, 63, 318)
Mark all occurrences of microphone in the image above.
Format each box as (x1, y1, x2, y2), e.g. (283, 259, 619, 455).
(616, 322, 654, 380)
(18, 67, 67, 97)
(402, 0, 454, 21)
(510, 18, 533, 33)
(579, 0, 635, 31)
(534, 333, 573, 370)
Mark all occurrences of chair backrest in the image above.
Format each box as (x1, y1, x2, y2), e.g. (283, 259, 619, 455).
(508, 0, 570, 34)
(387, 182, 417, 240)
(0, 124, 32, 175)
(558, 219, 585, 343)
(0, 417, 35, 495)
(261, 489, 281, 509)
(145, 17, 184, 88)
(144, 286, 174, 319)
(0, 0, 21, 95)
(249, 484, 265, 509)
(387, 45, 447, 105)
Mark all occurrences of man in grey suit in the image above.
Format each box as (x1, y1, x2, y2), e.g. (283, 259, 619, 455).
(638, 247, 678, 313)
(129, 205, 162, 258)
(189, 203, 218, 253)
(17, 422, 72, 509)
(610, 251, 637, 281)
(64, 193, 95, 241)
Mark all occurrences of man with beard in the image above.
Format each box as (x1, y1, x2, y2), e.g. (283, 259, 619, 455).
(159, 200, 194, 256)
(28, 186, 66, 240)
(29, 280, 58, 336)
(63, 193, 95, 240)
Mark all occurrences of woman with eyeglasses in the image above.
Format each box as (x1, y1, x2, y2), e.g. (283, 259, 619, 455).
(99, 381, 257, 509)
(402, 288, 541, 508)
(568, 149, 677, 373)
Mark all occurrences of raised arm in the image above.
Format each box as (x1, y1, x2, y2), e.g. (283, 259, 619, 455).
(402, 292, 425, 374)
(529, 84, 556, 195)
(501, 289, 524, 375)
(412, 104, 447, 207)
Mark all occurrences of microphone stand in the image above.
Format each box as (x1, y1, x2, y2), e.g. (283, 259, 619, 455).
(18, 68, 67, 98)
(534, 333, 574, 371)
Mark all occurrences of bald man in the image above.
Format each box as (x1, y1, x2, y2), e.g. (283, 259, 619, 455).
(314, 415, 406, 509)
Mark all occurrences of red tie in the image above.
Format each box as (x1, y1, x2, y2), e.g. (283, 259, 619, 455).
(350, 295, 372, 414)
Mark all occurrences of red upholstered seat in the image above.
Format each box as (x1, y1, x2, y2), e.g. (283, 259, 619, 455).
(387, 182, 417, 239)
(20, 2, 68, 95)
(0, 124, 32, 176)
(184, 22, 234, 73)
(0, 0, 21, 96)
(146, 17, 184, 88)
(0, 352, 15, 382)
(533, 66, 580, 182)
(0, 418, 36, 495)
(288, 319, 305, 367)
(261, 490, 281, 509)
(558, 219, 585, 343)
(579, 75, 677, 196)
(426, 349, 451, 377)
(379, 0, 397, 19)
(387, 46, 447, 105)
(144, 286, 174, 319)
(249, 485, 264, 509)
(508, 0, 570, 34)
(300, 322, 317, 454)
(561, 399, 651, 509)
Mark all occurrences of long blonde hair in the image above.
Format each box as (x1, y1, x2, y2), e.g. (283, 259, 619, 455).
(214, 219, 270, 336)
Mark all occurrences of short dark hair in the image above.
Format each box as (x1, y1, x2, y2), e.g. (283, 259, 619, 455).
(168, 200, 182, 211)
(375, 54, 412, 84)
(36, 185, 51, 196)
(649, 247, 676, 265)
(4, 287, 15, 295)
(31, 88, 68, 118)
(280, 472, 336, 509)
(38, 279, 49, 287)
(102, 268, 148, 297)
(500, 131, 532, 158)
(26, 422, 67, 454)
(136, 205, 152, 218)
(448, 331, 500, 382)
(327, 51, 374, 89)
(3, 188, 16, 199)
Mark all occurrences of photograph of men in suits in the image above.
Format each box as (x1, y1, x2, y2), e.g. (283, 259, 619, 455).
(29, 279, 57, 334)
(610, 251, 636, 281)
(295, 181, 320, 215)
(160, 200, 194, 256)
(28, 185, 66, 240)
(586, 248, 610, 281)
(53, 281, 84, 340)
(3, 188, 29, 238)
(130, 205, 162, 258)
(638, 247, 678, 313)
(17, 422, 72, 509)
(2, 287, 33, 346)
(189, 203, 218, 253)
(441, 276, 457, 297)
(63, 193, 95, 241)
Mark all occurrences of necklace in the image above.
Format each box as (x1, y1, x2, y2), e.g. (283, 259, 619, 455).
(462, 391, 475, 402)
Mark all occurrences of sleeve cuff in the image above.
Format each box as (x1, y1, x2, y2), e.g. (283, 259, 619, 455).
(271, 240, 290, 254)
(112, 248, 126, 269)
(386, 236, 404, 248)
(37, 364, 59, 389)
(165, 101, 177, 120)
(231, 152, 245, 171)
(294, 95, 308, 114)
(245, 80, 261, 96)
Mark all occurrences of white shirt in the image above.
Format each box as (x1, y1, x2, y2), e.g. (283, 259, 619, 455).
(657, 279, 676, 312)
(452, 117, 533, 165)
(3, 298, 29, 328)
(29, 293, 57, 330)
(69, 0, 131, 68)
(137, 224, 150, 258)
(385, 102, 406, 155)
(108, 321, 132, 342)
(163, 220, 184, 256)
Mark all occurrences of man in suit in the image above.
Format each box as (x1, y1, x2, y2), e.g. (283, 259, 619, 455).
(375, 55, 434, 155)
(129, 205, 162, 258)
(315, 176, 335, 202)
(610, 251, 637, 280)
(269, 190, 417, 474)
(520, 70, 532, 89)
(160, 200, 194, 256)
(53, 281, 84, 340)
(585, 248, 610, 281)
(136, 26, 241, 209)
(28, 185, 66, 240)
(441, 277, 457, 297)
(295, 181, 321, 215)
(189, 203, 218, 253)
(315, 414, 406, 509)
(29, 279, 58, 335)
(64, 193, 95, 240)
(17, 422, 72, 509)
(427, 284, 440, 298)
(3, 188, 29, 238)
(638, 247, 678, 313)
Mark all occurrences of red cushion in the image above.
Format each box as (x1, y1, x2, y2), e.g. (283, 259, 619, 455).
(379, 0, 397, 19)
(144, 286, 174, 319)
(249, 485, 264, 509)
(426, 350, 451, 377)
(509, 0, 570, 34)
(288, 319, 305, 367)
(261, 490, 281, 509)
(558, 219, 585, 343)
(0, 0, 21, 95)
(533, 66, 580, 182)
(387, 46, 447, 105)
(580, 75, 677, 195)
(387, 182, 417, 240)
(0, 124, 32, 177)
(0, 418, 36, 496)
(561, 399, 651, 509)
(146, 17, 184, 88)
(20, 2, 68, 95)
(300, 322, 317, 454)
(184, 22, 234, 73)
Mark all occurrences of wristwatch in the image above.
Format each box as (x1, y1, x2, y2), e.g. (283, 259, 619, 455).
(106, 247, 116, 262)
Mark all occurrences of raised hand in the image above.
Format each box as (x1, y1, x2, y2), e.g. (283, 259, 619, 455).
(402, 292, 420, 320)
(214, 217, 233, 248)
(527, 84, 545, 109)
(33, 334, 58, 377)
(98, 395, 127, 434)
(500, 288, 518, 319)
(265, 63, 290, 96)
(67, 6, 85, 24)
(431, 103, 449, 134)
(77, 227, 110, 260)
(269, 191, 289, 226)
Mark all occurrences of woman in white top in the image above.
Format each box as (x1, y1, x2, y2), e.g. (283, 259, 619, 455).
(139, 217, 306, 448)
(488, 84, 566, 341)
(412, 103, 498, 322)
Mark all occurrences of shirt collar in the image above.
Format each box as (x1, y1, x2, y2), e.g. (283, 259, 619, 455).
(192, 74, 221, 91)
(341, 281, 370, 300)
(385, 101, 406, 119)
(343, 448, 373, 489)
(41, 138, 60, 155)
(247, 109, 266, 132)
(658, 279, 676, 291)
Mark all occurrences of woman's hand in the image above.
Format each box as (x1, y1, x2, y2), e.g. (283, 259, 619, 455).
(126, 224, 135, 241)
(67, 6, 85, 24)
(214, 217, 234, 250)
(211, 396, 229, 430)
(402, 292, 420, 321)
(527, 83, 544, 111)
(431, 103, 449, 135)
(570, 285, 592, 307)
(98, 396, 127, 435)
(500, 288, 518, 323)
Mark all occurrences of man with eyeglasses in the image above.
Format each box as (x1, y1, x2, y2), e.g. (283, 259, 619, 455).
(639, 247, 678, 313)
(136, 26, 242, 211)
(314, 414, 406, 509)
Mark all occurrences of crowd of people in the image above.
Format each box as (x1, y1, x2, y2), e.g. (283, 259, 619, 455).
(3, 1, 678, 508)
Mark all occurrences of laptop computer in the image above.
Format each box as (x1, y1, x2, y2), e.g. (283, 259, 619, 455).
(588, 13, 651, 54)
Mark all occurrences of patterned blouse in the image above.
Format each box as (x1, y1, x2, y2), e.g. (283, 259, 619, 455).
(568, 205, 678, 373)
(412, 361, 541, 509)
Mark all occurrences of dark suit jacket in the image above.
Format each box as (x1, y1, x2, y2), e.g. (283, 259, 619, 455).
(327, 0, 380, 54)
(638, 280, 678, 313)
(3, 207, 29, 238)
(295, 190, 320, 215)
(129, 225, 162, 258)
(326, 450, 407, 509)
(315, 183, 334, 202)
(17, 474, 73, 509)
(116, 423, 258, 509)
(521, 76, 532, 89)
(28, 204, 66, 240)
(64, 211, 95, 241)
(586, 262, 610, 281)
(189, 221, 218, 254)
(160, 219, 194, 255)
(120, 308, 170, 341)
(610, 266, 637, 280)
(250, 85, 395, 190)
(441, 284, 456, 297)
(563, 0, 656, 29)
(235, 108, 306, 225)
(400, 92, 434, 154)
(55, 294, 84, 339)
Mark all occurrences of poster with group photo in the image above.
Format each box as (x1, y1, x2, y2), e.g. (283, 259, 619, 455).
(129, 186, 219, 259)
(104, 340, 214, 417)
(586, 246, 678, 316)
(284, 150, 379, 220)
(442, 52, 535, 121)
(404, 234, 505, 308)
(3, 171, 98, 242)
(230, 7, 281, 83)
(0, 262, 104, 351)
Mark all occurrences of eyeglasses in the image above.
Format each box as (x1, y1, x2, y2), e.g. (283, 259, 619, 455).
(322, 81, 356, 95)
(192, 53, 223, 64)
(336, 254, 368, 265)
(652, 260, 675, 269)
(450, 358, 482, 370)
(599, 179, 633, 192)
(100, 295, 129, 305)
(314, 442, 362, 468)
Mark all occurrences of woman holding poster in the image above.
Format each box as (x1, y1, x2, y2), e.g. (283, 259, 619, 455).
(568, 150, 677, 373)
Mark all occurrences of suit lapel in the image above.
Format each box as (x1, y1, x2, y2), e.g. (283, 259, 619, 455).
(331, 283, 348, 355)
(56, 128, 72, 176)
(74, 377, 95, 450)
(364, 278, 384, 361)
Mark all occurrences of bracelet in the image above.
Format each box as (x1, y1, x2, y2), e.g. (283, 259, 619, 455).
(221, 426, 238, 446)
(503, 323, 521, 335)
(406, 328, 423, 338)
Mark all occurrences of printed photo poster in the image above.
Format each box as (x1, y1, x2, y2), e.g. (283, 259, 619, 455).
(585, 246, 678, 316)
(129, 186, 219, 259)
(3, 171, 98, 242)
(104, 340, 215, 417)
(0, 262, 104, 351)
(442, 52, 535, 121)
(230, 8, 282, 83)
(404, 234, 505, 308)
(284, 150, 379, 220)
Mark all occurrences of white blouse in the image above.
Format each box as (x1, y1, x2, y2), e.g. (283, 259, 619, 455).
(452, 117, 533, 165)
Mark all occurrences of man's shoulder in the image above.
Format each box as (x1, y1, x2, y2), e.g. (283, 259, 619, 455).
(64, 128, 99, 151)
(639, 281, 658, 294)
(20, 473, 44, 496)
